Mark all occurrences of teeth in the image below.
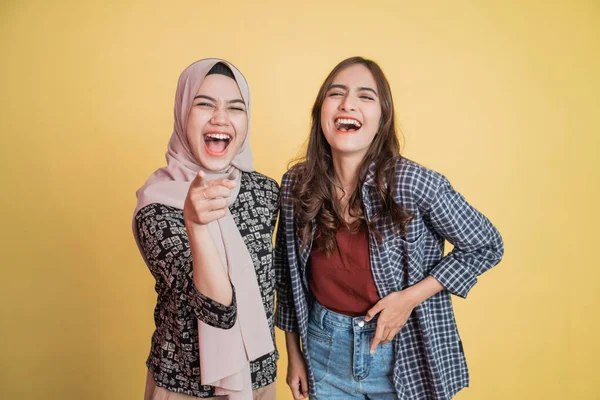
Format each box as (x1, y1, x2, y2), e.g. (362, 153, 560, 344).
(335, 118, 362, 128)
(205, 133, 231, 140)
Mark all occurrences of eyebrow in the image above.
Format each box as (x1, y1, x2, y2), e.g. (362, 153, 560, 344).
(193, 94, 246, 105)
(328, 84, 378, 96)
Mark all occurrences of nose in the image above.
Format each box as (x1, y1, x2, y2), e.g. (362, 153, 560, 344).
(339, 94, 356, 112)
(210, 108, 229, 126)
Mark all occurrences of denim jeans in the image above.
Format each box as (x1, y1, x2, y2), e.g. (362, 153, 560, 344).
(307, 301, 397, 400)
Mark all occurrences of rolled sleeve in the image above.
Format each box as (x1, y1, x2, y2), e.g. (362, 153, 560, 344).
(429, 253, 479, 298)
(187, 283, 238, 329)
(275, 299, 298, 333)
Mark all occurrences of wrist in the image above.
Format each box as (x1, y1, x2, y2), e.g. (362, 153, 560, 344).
(403, 286, 424, 308)
(185, 221, 208, 236)
(288, 348, 304, 364)
(403, 276, 444, 307)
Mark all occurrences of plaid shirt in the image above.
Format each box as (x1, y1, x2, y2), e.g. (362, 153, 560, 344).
(275, 158, 504, 400)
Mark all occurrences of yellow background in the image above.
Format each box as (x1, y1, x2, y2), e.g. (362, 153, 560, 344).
(1, 0, 598, 399)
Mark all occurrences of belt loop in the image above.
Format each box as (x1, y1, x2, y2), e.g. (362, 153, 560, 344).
(316, 302, 326, 329)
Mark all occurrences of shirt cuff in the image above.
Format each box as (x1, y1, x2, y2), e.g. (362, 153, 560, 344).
(429, 255, 478, 299)
(275, 302, 298, 332)
(188, 285, 238, 329)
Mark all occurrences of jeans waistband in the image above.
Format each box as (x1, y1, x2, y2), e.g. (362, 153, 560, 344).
(310, 301, 379, 331)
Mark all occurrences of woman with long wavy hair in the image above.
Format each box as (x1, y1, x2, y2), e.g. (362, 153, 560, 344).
(275, 57, 504, 400)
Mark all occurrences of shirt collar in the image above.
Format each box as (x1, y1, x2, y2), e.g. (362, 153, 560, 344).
(363, 162, 377, 187)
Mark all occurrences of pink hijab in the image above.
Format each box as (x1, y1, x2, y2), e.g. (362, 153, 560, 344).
(133, 59, 274, 399)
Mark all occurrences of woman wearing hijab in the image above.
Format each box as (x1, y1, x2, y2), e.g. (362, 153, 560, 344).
(133, 59, 279, 400)
(275, 57, 504, 399)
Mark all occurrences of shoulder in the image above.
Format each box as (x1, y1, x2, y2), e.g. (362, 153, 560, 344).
(243, 171, 280, 193)
(393, 158, 450, 211)
(242, 171, 280, 211)
(280, 162, 306, 193)
(394, 158, 447, 188)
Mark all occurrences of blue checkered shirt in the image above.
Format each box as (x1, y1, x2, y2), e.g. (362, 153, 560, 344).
(275, 158, 504, 399)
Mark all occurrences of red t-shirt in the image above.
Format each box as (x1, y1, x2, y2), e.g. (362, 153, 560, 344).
(309, 224, 380, 317)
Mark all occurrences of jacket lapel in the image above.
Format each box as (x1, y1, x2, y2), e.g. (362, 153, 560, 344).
(296, 219, 315, 291)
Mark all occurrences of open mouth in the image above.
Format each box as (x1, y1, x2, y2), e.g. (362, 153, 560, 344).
(203, 132, 233, 156)
(334, 117, 362, 133)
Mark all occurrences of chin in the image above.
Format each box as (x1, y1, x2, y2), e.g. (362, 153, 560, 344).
(197, 155, 233, 172)
(329, 141, 365, 155)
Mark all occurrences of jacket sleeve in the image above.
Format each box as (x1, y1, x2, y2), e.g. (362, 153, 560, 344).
(135, 204, 237, 329)
(274, 180, 299, 332)
(426, 175, 504, 298)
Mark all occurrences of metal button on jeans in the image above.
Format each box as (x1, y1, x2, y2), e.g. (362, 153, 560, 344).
(357, 320, 365, 327)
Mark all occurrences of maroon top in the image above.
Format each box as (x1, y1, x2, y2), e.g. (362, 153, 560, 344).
(309, 224, 380, 316)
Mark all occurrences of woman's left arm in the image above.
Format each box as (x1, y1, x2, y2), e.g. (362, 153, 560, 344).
(366, 173, 504, 352)
(425, 175, 504, 298)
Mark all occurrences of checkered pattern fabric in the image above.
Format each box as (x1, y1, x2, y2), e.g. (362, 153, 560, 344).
(275, 158, 503, 400)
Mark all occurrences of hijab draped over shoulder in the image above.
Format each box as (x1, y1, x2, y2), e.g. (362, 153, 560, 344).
(133, 58, 273, 400)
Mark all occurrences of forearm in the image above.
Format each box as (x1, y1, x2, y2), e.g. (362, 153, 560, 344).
(405, 276, 444, 307)
(285, 331, 303, 358)
(186, 222, 233, 306)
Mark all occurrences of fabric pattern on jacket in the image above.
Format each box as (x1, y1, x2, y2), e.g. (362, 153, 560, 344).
(136, 171, 279, 398)
(274, 158, 504, 400)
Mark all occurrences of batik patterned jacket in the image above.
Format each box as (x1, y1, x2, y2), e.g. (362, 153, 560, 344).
(136, 171, 279, 398)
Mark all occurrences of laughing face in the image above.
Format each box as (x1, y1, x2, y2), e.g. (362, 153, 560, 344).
(320, 63, 382, 158)
(186, 73, 248, 171)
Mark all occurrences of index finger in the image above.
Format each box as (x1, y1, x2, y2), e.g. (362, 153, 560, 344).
(364, 300, 383, 322)
(370, 323, 385, 354)
(206, 178, 236, 189)
(191, 170, 207, 188)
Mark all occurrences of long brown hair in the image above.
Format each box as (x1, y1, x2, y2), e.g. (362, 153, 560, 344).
(291, 56, 413, 255)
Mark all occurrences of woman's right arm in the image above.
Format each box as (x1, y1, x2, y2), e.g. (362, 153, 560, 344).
(135, 171, 239, 329)
(274, 208, 299, 332)
(274, 176, 308, 399)
(286, 331, 309, 400)
(183, 171, 234, 306)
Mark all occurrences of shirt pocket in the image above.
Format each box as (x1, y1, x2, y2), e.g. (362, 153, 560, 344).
(375, 217, 427, 291)
(394, 232, 426, 289)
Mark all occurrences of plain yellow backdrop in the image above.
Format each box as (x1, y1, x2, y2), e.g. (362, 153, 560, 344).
(1, 0, 598, 399)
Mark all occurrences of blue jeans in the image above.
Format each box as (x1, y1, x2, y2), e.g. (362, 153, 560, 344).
(307, 301, 397, 400)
